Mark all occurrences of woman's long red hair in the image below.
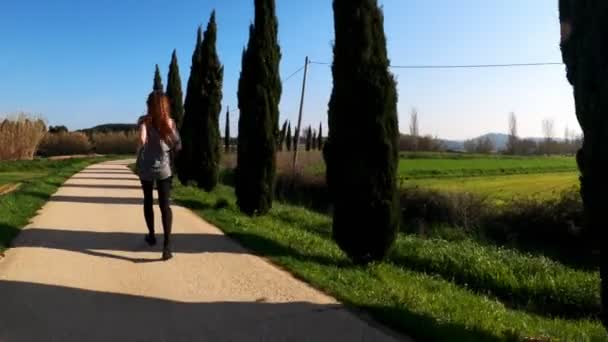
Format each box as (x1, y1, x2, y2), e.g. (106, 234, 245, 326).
(143, 91, 174, 143)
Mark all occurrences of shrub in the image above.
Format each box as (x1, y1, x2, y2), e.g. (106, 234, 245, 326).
(38, 132, 92, 157)
(91, 131, 138, 155)
(0, 114, 46, 161)
(399, 187, 491, 234)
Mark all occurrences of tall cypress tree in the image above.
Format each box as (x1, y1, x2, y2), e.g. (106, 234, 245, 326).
(176, 27, 203, 185)
(318, 122, 323, 150)
(325, 0, 399, 263)
(153, 64, 164, 91)
(278, 120, 288, 151)
(559, 0, 608, 327)
(236, 0, 282, 216)
(286, 122, 292, 151)
(312, 129, 318, 150)
(305, 126, 312, 151)
(196, 11, 224, 191)
(225, 107, 231, 153)
(166, 50, 185, 128)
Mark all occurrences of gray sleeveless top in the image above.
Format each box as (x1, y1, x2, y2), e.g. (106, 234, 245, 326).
(137, 123, 177, 181)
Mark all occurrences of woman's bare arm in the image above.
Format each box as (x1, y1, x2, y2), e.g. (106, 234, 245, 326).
(139, 123, 147, 148)
(171, 119, 182, 152)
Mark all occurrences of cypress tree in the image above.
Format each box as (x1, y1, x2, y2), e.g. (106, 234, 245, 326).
(318, 122, 323, 150)
(286, 122, 292, 151)
(305, 126, 312, 151)
(236, 0, 282, 216)
(312, 129, 318, 150)
(225, 107, 231, 153)
(559, 0, 608, 327)
(153, 64, 164, 91)
(279, 120, 288, 151)
(176, 27, 203, 186)
(293, 127, 300, 152)
(325, 0, 400, 263)
(196, 11, 224, 191)
(166, 50, 185, 128)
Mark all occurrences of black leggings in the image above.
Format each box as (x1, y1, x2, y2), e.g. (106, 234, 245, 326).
(141, 178, 173, 247)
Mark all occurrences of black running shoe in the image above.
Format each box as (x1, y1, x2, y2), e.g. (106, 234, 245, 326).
(145, 234, 157, 246)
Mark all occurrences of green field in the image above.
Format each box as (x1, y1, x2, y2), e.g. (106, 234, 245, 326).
(402, 172, 579, 202)
(397, 155, 576, 179)
(302, 152, 579, 201)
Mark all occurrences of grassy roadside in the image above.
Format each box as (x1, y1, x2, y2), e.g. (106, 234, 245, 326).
(170, 182, 605, 341)
(0, 156, 122, 252)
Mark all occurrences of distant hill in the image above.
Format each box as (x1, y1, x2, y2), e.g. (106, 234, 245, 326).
(78, 123, 138, 135)
(477, 133, 510, 151)
(440, 139, 465, 151)
(440, 133, 550, 152)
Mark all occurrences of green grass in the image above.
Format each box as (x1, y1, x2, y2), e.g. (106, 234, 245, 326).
(402, 172, 580, 202)
(0, 172, 47, 186)
(0, 156, 120, 252)
(397, 155, 576, 179)
(304, 153, 578, 201)
(171, 182, 605, 341)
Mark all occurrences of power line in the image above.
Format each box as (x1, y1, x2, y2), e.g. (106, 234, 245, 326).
(224, 64, 307, 115)
(309, 60, 563, 69)
(283, 65, 306, 83)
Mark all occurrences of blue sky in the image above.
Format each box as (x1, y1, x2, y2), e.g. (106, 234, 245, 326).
(0, 0, 577, 140)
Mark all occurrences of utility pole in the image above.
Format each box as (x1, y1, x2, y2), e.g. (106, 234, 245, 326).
(292, 56, 309, 174)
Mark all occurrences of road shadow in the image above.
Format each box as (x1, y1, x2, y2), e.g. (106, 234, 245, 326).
(71, 176, 138, 181)
(0, 279, 522, 341)
(61, 184, 142, 190)
(79, 170, 134, 174)
(85, 166, 130, 170)
(48, 196, 149, 205)
(12, 228, 249, 262)
(10, 227, 343, 267)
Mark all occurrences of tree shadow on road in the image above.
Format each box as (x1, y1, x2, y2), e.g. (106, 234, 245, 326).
(0, 279, 513, 341)
(10, 227, 343, 267)
(11, 228, 251, 263)
(61, 184, 142, 190)
(71, 176, 138, 181)
(0, 280, 406, 342)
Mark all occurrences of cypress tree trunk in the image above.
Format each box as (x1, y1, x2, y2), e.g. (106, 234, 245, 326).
(286, 123, 292, 151)
(559, 0, 608, 327)
(153, 64, 164, 91)
(166, 50, 185, 128)
(177, 27, 203, 186)
(236, 0, 282, 216)
(325, 0, 400, 263)
(196, 11, 224, 192)
(225, 107, 231, 153)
